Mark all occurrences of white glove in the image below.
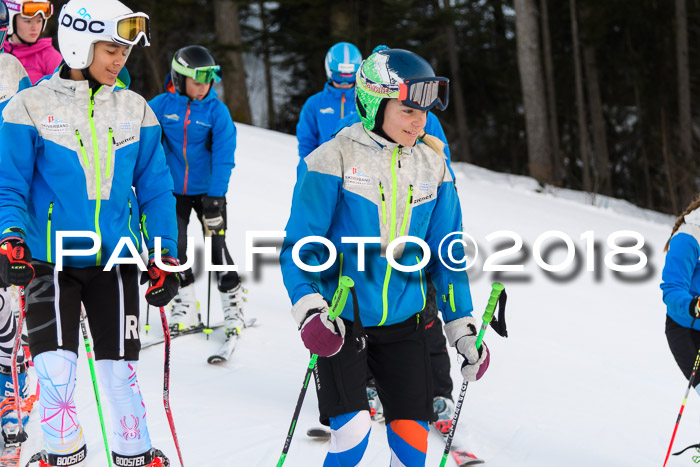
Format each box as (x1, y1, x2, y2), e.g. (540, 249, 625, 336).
(292, 293, 346, 357)
(444, 316, 490, 382)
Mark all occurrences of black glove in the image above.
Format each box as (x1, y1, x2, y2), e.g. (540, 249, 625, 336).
(0, 237, 34, 287)
(201, 196, 226, 234)
(141, 256, 180, 307)
(690, 296, 700, 319)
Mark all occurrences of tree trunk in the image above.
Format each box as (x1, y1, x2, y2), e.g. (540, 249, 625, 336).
(330, 1, 354, 40)
(538, 0, 561, 183)
(582, 43, 611, 195)
(437, 0, 471, 163)
(676, 0, 694, 206)
(258, 0, 275, 129)
(633, 83, 653, 209)
(214, 0, 252, 124)
(514, 0, 552, 183)
(662, 108, 679, 214)
(569, 0, 592, 192)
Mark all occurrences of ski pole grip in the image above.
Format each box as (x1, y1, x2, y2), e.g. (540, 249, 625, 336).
(329, 276, 354, 320)
(475, 282, 504, 349)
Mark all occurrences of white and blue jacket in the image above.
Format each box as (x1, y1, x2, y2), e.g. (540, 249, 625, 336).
(281, 122, 473, 327)
(0, 53, 31, 119)
(0, 66, 178, 267)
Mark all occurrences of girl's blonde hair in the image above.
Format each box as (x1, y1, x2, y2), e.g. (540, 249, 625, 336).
(665, 193, 700, 252)
(419, 130, 445, 158)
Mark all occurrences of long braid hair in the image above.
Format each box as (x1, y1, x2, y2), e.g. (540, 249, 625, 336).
(665, 193, 700, 252)
(418, 130, 445, 158)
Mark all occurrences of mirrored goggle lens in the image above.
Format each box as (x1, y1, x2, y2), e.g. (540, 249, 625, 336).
(399, 79, 449, 111)
(116, 16, 149, 43)
(21, 1, 53, 19)
(193, 66, 221, 84)
(0, 28, 7, 44)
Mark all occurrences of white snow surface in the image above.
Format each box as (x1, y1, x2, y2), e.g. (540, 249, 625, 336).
(17, 123, 694, 466)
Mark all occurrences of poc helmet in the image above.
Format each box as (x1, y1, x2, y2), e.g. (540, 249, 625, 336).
(170, 45, 221, 96)
(0, 0, 9, 44)
(58, 0, 150, 70)
(6, 0, 52, 38)
(355, 49, 449, 131)
(325, 42, 362, 85)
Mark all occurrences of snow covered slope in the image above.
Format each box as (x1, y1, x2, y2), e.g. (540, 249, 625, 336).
(25, 123, 689, 466)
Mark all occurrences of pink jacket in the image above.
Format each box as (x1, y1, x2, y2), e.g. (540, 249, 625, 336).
(3, 37, 62, 84)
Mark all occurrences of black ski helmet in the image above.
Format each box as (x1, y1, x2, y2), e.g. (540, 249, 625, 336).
(171, 45, 219, 96)
(0, 1, 9, 44)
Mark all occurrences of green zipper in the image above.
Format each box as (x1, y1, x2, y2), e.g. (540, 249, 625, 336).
(105, 127, 113, 179)
(380, 147, 404, 326)
(416, 256, 425, 311)
(128, 200, 139, 251)
(448, 283, 456, 312)
(378, 182, 387, 224)
(88, 88, 104, 265)
(75, 130, 89, 166)
(46, 202, 54, 262)
(140, 214, 150, 242)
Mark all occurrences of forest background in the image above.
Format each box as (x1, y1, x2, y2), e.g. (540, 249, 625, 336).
(43, 0, 700, 215)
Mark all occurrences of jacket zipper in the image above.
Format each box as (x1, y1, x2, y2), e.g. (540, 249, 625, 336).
(128, 200, 140, 251)
(378, 182, 387, 224)
(105, 127, 114, 178)
(341, 93, 346, 119)
(89, 88, 103, 265)
(46, 201, 54, 262)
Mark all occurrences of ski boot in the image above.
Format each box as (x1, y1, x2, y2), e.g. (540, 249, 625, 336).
(432, 395, 456, 435)
(26, 445, 87, 466)
(220, 283, 247, 337)
(169, 283, 200, 332)
(366, 385, 384, 422)
(113, 447, 170, 467)
(0, 363, 31, 442)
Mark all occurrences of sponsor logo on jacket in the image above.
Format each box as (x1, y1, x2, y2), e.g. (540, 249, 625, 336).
(115, 136, 136, 148)
(344, 167, 372, 187)
(164, 114, 180, 121)
(319, 107, 335, 114)
(195, 120, 212, 127)
(40, 115, 70, 135)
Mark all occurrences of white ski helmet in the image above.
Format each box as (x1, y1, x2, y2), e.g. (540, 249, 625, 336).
(5, 0, 53, 36)
(58, 0, 150, 70)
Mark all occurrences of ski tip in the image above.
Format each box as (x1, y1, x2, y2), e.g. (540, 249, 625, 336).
(207, 355, 226, 364)
(244, 318, 257, 328)
(451, 450, 485, 466)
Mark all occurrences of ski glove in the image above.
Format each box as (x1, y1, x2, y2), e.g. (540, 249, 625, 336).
(0, 237, 34, 287)
(142, 256, 181, 307)
(292, 293, 345, 357)
(690, 296, 700, 319)
(444, 316, 490, 382)
(201, 196, 226, 234)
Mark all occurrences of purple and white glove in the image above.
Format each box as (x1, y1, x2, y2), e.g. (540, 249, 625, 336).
(292, 293, 345, 357)
(444, 316, 490, 382)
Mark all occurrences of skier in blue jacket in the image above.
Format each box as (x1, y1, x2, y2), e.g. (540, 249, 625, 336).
(149, 45, 246, 335)
(0, 1, 177, 465)
(280, 48, 489, 466)
(662, 196, 700, 395)
(296, 41, 362, 158)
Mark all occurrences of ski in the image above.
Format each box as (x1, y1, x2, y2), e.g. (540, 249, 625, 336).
(0, 394, 38, 467)
(432, 421, 484, 466)
(207, 318, 257, 364)
(306, 427, 330, 440)
(141, 321, 225, 349)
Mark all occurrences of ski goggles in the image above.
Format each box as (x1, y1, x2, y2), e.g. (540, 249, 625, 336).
(0, 28, 6, 45)
(6, 1, 53, 19)
(105, 13, 150, 47)
(398, 77, 449, 111)
(171, 59, 222, 84)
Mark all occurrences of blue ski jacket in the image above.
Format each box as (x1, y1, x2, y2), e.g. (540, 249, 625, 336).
(281, 122, 473, 327)
(296, 81, 357, 158)
(0, 53, 31, 120)
(0, 66, 178, 267)
(148, 74, 237, 197)
(661, 210, 700, 330)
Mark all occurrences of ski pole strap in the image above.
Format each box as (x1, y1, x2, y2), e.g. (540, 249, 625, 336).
(489, 287, 508, 338)
(350, 287, 366, 352)
(329, 276, 353, 319)
(475, 282, 504, 349)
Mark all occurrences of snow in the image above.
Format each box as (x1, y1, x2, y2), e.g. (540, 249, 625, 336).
(19, 123, 694, 466)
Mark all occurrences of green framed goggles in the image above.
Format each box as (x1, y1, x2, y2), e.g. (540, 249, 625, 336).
(171, 59, 222, 84)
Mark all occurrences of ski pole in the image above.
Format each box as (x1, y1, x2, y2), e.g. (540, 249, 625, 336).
(144, 304, 151, 335)
(79, 308, 112, 467)
(204, 272, 212, 340)
(159, 306, 185, 467)
(662, 345, 700, 467)
(276, 276, 354, 467)
(9, 286, 28, 444)
(440, 282, 505, 467)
